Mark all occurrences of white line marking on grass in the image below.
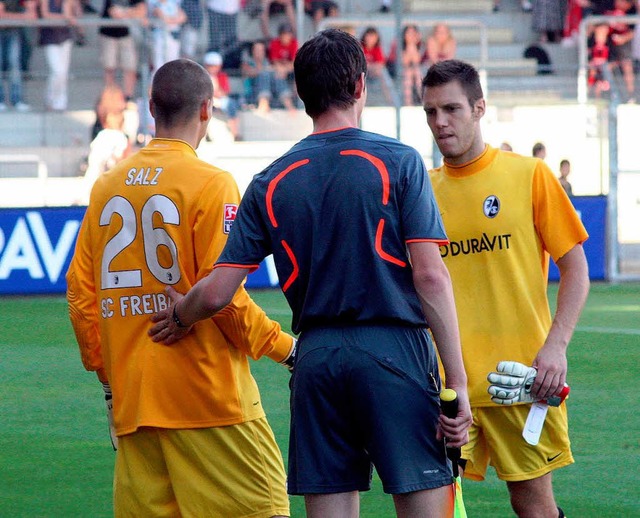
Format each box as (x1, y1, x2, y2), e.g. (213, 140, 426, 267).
(576, 326, 640, 336)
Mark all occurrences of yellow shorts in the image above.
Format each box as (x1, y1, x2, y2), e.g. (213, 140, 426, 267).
(461, 404, 574, 482)
(114, 418, 289, 518)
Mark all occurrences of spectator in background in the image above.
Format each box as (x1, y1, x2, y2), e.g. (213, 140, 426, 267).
(38, 0, 82, 111)
(588, 23, 611, 98)
(532, 141, 547, 159)
(206, 0, 238, 56)
(268, 22, 296, 85)
(532, 0, 566, 43)
(387, 24, 426, 106)
(360, 25, 394, 104)
(559, 159, 574, 196)
(426, 23, 456, 67)
(99, 0, 147, 100)
(500, 141, 513, 151)
(149, 0, 186, 73)
(305, 0, 338, 33)
(92, 83, 139, 145)
(180, 0, 203, 59)
(204, 50, 241, 140)
(260, 0, 295, 40)
(241, 39, 294, 112)
(0, 0, 37, 111)
(82, 109, 130, 204)
(562, 0, 589, 46)
(606, 0, 636, 102)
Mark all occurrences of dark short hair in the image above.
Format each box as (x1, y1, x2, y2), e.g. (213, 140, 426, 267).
(294, 28, 367, 118)
(560, 159, 570, 168)
(151, 59, 213, 127)
(422, 59, 484, 108)
(532, 142, 546, 157)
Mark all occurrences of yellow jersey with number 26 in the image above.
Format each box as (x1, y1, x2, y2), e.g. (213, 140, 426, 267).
(67, 139, 293, 435)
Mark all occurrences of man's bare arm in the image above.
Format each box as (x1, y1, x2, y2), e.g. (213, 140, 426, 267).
(149, 266, 249, 344)
(408, 241, 471, 447)
(532, 243, 589, 399)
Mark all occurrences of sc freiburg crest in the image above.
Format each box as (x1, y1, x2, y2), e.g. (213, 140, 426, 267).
(483, 195, 500, 218)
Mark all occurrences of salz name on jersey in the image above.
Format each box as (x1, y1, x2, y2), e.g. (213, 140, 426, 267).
(125, 167, 163, 186)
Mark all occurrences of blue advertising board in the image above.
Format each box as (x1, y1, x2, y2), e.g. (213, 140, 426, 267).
(0, 206, 279, 295)
(0, 197, 607, 295)
(548, 196, 607, 281)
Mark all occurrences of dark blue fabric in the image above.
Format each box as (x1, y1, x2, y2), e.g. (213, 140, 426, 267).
(218, 127, 447, 334)
(287, 325, 452, 495)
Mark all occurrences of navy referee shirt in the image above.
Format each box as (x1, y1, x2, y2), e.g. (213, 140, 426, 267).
(216, 127, 448, 334)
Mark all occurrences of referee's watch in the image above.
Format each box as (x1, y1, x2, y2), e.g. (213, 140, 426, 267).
(172, 304, 188, 328)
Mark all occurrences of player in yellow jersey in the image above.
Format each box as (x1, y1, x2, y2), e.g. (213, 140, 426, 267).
(66, 59, 293, 518)
(422, 60, 590, 518)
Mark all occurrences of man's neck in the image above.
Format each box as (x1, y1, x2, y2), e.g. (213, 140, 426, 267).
(155, 125, 202, 150)
(312, 108, 359, 134)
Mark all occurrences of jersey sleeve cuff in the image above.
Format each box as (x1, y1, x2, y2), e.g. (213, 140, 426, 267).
(405, 238, 449, 246)
(214, 262, 261, 274)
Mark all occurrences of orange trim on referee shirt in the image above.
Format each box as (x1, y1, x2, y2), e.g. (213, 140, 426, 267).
(340, 149, 390, 205)
(375, 219, 407, 267)
(406, 238, 450, 246)
(280, 240, 299, 292)
(266, 159, 310, 228)
(214, 263, 260, 274)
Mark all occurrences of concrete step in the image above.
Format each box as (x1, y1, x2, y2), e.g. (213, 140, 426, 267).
(487, 74, 579, 100)
(407, 0, 494, 13)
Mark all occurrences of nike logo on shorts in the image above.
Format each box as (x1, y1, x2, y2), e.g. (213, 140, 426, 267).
(547, 452, 563, 462)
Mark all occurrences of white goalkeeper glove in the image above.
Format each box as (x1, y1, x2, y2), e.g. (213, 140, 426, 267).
(487, 361, 538, 405)
(280, 338, 297, 373)
(101, 382, 118, 451)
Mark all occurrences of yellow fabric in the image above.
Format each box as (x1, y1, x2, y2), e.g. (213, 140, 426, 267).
(114, 419, 290, 518)
(461, 404, 573, 482)
(429, 146, 588, 406)
(67, 138, 293, 435)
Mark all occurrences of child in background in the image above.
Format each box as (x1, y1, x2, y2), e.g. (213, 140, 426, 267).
(203, 51, 241, 140)
(606, 0, 636, 102)
(588, 24, 611, 98)
(241, 39, 295, 113)
(426, 23, 456, 67)
(268, 22, 297, 86)
(360, 26, 393, 104)
(82, 110, 130, 204)
(386, 24, 427, 105)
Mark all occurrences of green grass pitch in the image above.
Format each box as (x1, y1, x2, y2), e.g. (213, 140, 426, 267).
(1, 283, 639, 517)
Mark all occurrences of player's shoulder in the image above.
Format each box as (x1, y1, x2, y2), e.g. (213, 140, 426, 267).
(356, 128, 419, 155)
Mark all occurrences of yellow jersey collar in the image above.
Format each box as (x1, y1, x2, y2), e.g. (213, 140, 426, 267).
(442, 145, 497, 178)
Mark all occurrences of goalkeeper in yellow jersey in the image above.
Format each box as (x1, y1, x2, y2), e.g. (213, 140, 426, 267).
(422, 60, 590, 518)
(66, 59, 293, 518)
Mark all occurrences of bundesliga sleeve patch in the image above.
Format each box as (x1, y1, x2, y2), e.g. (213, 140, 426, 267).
(223, 204, 238, 234)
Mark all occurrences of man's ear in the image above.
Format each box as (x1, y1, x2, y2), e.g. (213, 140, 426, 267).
(355, 72, 366, 99)
(200, 98, 212, 122)
(149, 98, 155, 118)
(472, 98, 486, 120)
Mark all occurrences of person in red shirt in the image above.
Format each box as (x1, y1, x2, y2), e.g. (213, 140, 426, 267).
(203, 51, 241, 140)
(268, 22, 297, 109)
(360, 26, 393, 104)
(269, 22, 297, 75)
(606, 0, 636, 102)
